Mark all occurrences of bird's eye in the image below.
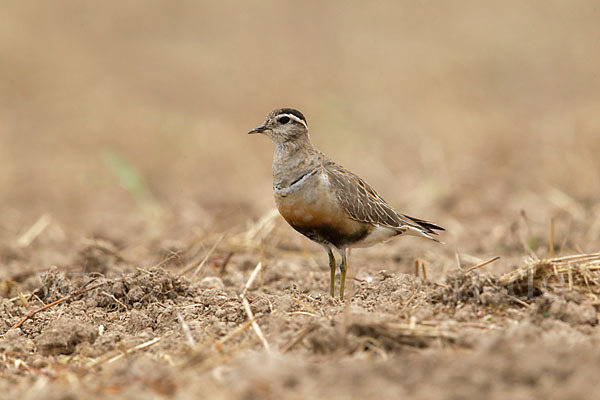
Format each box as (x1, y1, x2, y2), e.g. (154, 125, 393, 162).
(278, 116, 290, 124)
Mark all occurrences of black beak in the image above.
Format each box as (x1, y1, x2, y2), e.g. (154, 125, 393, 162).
(248, 125, 268, 134)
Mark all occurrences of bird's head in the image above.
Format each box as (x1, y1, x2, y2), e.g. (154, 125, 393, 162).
(248, 108, 309, 144)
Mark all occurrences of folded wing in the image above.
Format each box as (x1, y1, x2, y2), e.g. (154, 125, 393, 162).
(324, 161, 444, 240)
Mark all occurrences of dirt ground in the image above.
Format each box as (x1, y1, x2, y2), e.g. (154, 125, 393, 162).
(2, 1, 600, 399)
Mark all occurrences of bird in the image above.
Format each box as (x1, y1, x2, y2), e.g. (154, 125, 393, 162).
(249, 108, 444, 300)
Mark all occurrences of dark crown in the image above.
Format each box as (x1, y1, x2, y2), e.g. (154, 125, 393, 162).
(272, 108, 306, 124)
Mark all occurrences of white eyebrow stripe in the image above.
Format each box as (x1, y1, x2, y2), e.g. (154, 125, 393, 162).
(277, 113, 307, 129)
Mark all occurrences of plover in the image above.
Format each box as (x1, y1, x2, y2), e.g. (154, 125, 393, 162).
(249, 108, 444, 299)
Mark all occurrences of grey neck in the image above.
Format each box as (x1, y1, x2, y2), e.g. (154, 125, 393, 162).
(272, 137, 318, 189)
(275, 134, 313, 154)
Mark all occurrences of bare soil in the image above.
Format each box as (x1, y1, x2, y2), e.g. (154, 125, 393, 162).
(2, 237, 600, 399)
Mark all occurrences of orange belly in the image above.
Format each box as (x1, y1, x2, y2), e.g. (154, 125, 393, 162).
(275, 176, 370, 247)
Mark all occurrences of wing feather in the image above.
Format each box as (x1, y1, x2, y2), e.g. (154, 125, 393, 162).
(323, 161, 444, 236)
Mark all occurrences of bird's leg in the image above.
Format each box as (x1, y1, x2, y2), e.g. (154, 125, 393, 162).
(327, 248, 336, 297)
(339, 249, 348, 300)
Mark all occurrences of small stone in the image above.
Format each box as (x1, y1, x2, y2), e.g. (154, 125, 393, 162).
(34, 318, 97, 356)
(5, 329, 21, 341)
(199, 276, 225, 290)
(31, 358, 48, 369)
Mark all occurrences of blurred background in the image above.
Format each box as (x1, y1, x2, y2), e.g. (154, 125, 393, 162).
(1, 0, 599, 270)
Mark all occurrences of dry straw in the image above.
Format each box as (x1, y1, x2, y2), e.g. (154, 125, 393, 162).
(240, 261, 271, 353)
(499, 253, 600, 296)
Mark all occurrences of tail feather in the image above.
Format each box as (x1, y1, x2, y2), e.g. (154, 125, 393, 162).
(403, 214, 445, 234)
(405, 225, 442, 242)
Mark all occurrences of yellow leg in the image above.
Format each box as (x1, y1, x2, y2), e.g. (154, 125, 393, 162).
(327, 249, 336, 297)
(339, 250, 348, 300)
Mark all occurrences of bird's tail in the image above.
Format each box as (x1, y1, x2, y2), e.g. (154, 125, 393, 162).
(402, 215, 445, 243)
